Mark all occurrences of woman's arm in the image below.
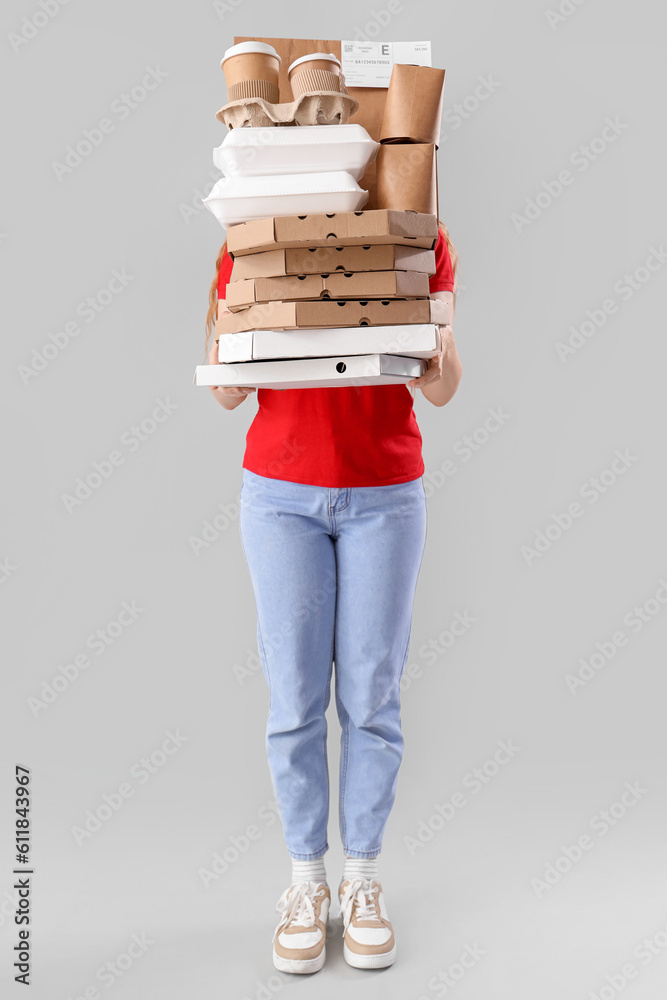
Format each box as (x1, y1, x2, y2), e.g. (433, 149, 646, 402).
(208, 304, 256, 410)
(406, 290, 462, 407)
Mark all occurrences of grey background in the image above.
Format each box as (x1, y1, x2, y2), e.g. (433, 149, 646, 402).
(1, 0, 666, 997)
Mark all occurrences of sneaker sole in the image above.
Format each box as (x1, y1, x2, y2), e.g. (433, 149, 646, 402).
(272, 945, 326, 974)
(343, 940, 396, 969)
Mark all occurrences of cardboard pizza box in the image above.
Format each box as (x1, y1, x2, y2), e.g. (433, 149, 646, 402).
(226, 209, 438, 257)
(225, 270, 430, 311)
(218, 323, 441, 362)
(215, 296, 449, 336)
(229, 244, 437, 280)
(194, 353, 428, 389)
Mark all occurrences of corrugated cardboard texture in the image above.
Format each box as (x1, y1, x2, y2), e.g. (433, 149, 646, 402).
(216, 297, 448, 335)
(225, 270, 430, 310)
(380, 65, 446, 146)
(230, 245, 437, 280)
(234, 36, 388, 208)
(226, 209, 438, 256)
(376, 144, 439, 216)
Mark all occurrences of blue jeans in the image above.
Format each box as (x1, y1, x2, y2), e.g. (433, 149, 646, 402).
(238, 468, 428, 859)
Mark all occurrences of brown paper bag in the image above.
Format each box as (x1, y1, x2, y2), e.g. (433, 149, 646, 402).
(380, 64, 446, 147)
(375, 144, 438, 216)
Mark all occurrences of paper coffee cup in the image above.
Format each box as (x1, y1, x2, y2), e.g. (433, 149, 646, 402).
(288, 52, 343, 98)
(221, 41, 282, 104)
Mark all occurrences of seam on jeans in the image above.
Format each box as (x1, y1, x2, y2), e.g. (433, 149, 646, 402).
(257, 618, 272, 723)
(323, 621, 335, 848)
(340, 705, 349, 845)
(398, 620, 413, 684)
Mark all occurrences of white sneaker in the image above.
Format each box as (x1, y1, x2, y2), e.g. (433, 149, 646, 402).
(272, 880, 331, 974)
(338, 877, 396, 968)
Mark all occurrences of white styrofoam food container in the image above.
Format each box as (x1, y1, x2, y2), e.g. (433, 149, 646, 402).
(212, 125, 380, 180)
(203, 171, 368, 228)
(218, 324, 441, 363)
(193, 353, 427, 389)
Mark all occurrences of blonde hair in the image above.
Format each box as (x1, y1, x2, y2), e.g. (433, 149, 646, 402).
(204, 221, 460, 387)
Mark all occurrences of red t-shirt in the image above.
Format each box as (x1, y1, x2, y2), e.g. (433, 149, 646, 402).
(217, 228, 455, 487)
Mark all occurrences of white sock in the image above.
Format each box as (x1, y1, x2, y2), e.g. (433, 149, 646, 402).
(342, 856, 379, 884)
(291, 857, 327, 886)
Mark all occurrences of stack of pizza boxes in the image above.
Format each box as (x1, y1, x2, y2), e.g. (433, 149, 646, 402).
(195, 41, 449, 390)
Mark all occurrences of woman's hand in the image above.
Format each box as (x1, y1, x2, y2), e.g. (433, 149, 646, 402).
(406, 324, 457, 389)
(207, 337, 256, 408)
(406, 289, 463, 407)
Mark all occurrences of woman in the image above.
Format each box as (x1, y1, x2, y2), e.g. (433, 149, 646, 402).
(204, 223, 462, 974)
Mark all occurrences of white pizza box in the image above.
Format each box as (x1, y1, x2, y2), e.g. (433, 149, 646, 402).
(212, 124, 379, 181)
(218, 323, 441, 363)
(193, 353, 427, 389)
(203, 171, 368, 228)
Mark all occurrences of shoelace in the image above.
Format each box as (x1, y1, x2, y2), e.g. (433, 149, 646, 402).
(339, 877, 382, 937)
(272, 880, 327, 944)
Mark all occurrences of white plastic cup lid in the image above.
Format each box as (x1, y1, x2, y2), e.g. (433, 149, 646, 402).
(221, 41, 282, 68)
(288, 52, 341, 74)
